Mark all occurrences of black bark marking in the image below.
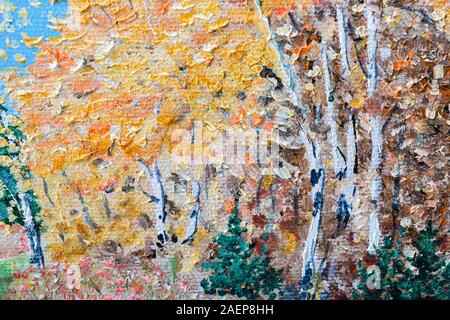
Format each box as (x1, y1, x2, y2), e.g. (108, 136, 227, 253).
(260, 66, 283, 90)
(310, 169, 323, 187)
(336, 194, 350, 231)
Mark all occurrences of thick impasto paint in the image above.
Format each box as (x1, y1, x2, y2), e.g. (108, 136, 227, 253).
(0, 0, 448, 300)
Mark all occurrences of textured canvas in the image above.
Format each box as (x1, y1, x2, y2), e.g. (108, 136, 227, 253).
(0, 0, 448, 301)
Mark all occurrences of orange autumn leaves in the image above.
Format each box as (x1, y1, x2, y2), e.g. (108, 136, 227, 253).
(72, 77, 101, 98)
(28, 47, 77, 79)
(393, 49, 415, 73)
(6, 0, 288, 263)
(262, 0, 330, 18)
(230, 106, 271, 128)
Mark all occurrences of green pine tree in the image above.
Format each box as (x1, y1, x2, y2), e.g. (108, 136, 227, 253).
(0, 104, 44, 268)
(201, 198, 283, 299)
(353, 220, 449, 300)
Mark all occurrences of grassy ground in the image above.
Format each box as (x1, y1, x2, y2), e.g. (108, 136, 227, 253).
(0, 253, 29, 299)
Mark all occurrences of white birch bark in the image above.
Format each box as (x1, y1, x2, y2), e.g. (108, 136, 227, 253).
(366, 1, 382, 252)
(320, 42, 347, 179)
(336, 1, 357, 230)
(1, 109, 9, 130)
(1, 109, 44, 267)
(1, 109, 16, 144)
(253, 0, 326, 298)
(336, 3, 351, 77)
(182, 180, 201, 244)
(253, 0, 304, 111)
(139, 159, 169, 245)
(19, 192, 45, 268)
(300, 149, 326, 298)
(343, 112, 357, 216)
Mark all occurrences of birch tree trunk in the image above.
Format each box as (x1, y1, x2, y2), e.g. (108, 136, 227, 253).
(300, 155, 326, 299)
(336, 3, 351, 78)
(253, 0, 326, 297)
(340, 112, 357, 230)
(19, 192, 45, 268)
(366, 1, 382, 252)
(182, 122, 203, 244)
(42, 178, 56, 208)
(62, 171, 98, 229)
(320, 41, 347, 181)
(321, 38, 355, 231)
(1, 107, 45, 268)
(336, 2, 357, 230)
(139, 159, 169, 246)
(182, 180, 201, 244)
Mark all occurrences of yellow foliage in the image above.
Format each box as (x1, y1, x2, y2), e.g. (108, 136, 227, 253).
(5, 0, 282, 263)
(282, 231, 298, 253)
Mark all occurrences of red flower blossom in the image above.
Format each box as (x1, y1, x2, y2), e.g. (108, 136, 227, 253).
(133, 285, 143, 294)
(95, 269, 110, 279)
(115, 288, 126, 294)
(115, 278, 126, 286)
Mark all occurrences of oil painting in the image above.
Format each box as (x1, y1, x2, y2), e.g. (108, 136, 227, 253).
(0, 0, 448, 300)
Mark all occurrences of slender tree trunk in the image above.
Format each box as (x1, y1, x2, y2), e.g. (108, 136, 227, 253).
(336, 3, 351, 78)
(62, 171, 98, 229)
(182, 122, 203, 244)
(182, 180, 201, 244)
(253, 0, 304, 111)
(253, 0, 326, 298)
(2, 107, 45, 267)
(320, 41, 347, 180)
(336, 2, 357, 230)
(0, 109, 8, 127)
(321, 39, 354, 231)
(366, 1, 382, 252)
(42, 178, 55, 208)
(391, 162, 401, 237)
(103, 191, 112, 220)
(139, 159, 169, 246)
(300, 152, 326, 299)
(0, 109, 14, 144)
(19, 192, 45, 268)
(340, 112, 357, 230)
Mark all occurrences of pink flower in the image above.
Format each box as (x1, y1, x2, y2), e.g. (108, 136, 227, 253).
(118, 263, 128, 270)
(115, 278, 126, 286)
(18, 234, 29, 252)
(115, 288, 126, 294)
(95, 269, 110, 279)
(79, 257, 91, 269)
(141, 275, 151, 284)
(48, 269, 58, 275)
(66, 266, 81, 290)
(105, 259, 115, 268)
(179, 280, 188, 292)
